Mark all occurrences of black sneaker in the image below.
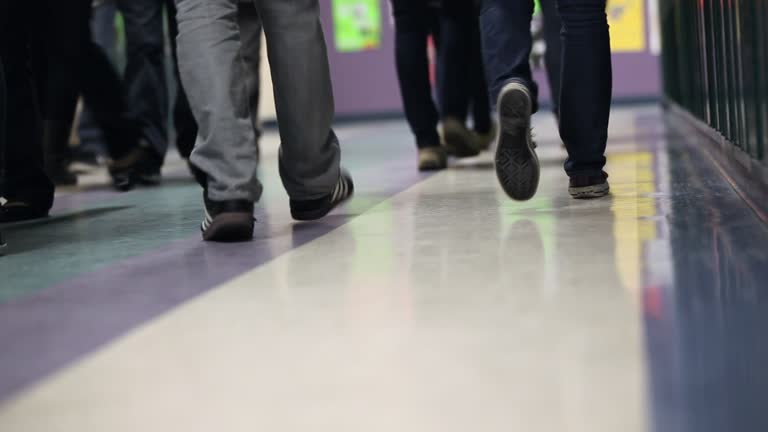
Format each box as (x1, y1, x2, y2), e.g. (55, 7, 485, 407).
(495, 82, 540, 201)
(108, 148, 144, 192)
(0, 200, 49, 223)
(201, 197, 255, 242)
(569, 171, 610, 199)
(133, 151, 163, 186)
(135, 164, 162, 186)
(442, 117, 480, 158)
(290, 170, 354, 221)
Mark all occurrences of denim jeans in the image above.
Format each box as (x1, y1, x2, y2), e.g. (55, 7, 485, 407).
(480, 0, 611, 177)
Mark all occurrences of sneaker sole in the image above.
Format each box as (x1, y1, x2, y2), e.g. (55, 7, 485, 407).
(202, 213, 254, 242)
(495, 83, 540, 201)
(418, 156, 447, 171)
(569, 182, 610, 199)
(418, 163, 447, 172)
(291, 193, 353, 221)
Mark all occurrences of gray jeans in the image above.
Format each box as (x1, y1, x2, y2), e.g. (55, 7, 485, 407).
(175, 0, 340, 202)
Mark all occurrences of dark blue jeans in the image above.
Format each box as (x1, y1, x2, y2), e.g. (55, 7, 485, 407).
(117, 0, 198, 164)
(480, 0, 611, 177)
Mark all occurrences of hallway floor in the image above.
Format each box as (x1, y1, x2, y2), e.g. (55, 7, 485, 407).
(1, 105, 767, 431)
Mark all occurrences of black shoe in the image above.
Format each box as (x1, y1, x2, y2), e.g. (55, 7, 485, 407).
(108, 166, 135, 192)
(442, 117, 480, 158)
(108, 148, 143, 191)
(495, 82, 540, 201)
(201, 197, 255, 242)
(135, 164, 162, 186)
(569, 171, 610, 199)
(133, 151, 162, 186)
(290, 170, 354, 221)
(0, 200, 49, 223)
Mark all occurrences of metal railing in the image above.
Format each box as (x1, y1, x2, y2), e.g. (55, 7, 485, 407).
(661, 0, 768, 162)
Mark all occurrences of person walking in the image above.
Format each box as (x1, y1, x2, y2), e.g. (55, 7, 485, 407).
(480, 0, 611, 200)
(390, 0, 494, 171)
(175, 0, 354, 242)
(116, 0, 197, 183)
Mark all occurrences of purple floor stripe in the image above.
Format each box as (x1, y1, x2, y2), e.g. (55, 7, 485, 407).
(0, 158, 428, 402)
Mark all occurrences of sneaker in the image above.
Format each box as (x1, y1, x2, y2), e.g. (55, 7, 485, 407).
(290, 170, 354, 221)
(108, 148, 143, 191)
(135, 164, 162, 186)
(495, 81, 540, 201)
(201, 197, 255, 242)
(107, 148, 162, 191)
(442, 117, 480, 158)
(0, 200, 49, 223)
(569, 171, 610, 199)
(418, 147, 447, 171)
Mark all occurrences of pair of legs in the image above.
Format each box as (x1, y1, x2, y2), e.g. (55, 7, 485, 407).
(176, 0, 352, 241)
(390, 0, 492, 169)
(481, 0, 611, 200)
(116, 0, 197, 165)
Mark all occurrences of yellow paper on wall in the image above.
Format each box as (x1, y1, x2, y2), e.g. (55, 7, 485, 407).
(607, 0, 646, 52)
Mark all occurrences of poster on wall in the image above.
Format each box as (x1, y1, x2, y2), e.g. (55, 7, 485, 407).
(332, 0, 382, 53)
(607, 0, 647, 52)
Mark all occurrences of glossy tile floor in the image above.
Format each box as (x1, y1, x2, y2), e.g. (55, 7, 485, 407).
(1, 105, 767, 431)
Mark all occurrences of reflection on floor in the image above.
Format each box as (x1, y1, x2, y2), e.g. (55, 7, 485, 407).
(0, 105, 767, 431)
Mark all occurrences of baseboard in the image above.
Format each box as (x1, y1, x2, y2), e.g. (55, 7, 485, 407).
(664, 99, 768, 224)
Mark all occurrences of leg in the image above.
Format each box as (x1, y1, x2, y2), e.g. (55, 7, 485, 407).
(480, 0, 538, 111)
(0, 1, 54, 216)
(176, 0, 262, 202)
(480, 0, 540, 201)
(165, 0, 198, 160)
(116, 0, 168, 165)
(557, 0, 611, 181)
(540, 0, 563, 117)
(438, 0, 473, 123)
(390, 0, 441, 150)
(468, 8, 492, 136)
(79, 42, 141, 162)
(438, 0, 486, 157)
(77, 0, 118, 161)
(253, 0, 340, 200)
(35, 0, 93, 186)
(237, 1, 263, 154)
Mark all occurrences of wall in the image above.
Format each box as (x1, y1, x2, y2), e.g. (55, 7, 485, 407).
(261, 0, 662, 121)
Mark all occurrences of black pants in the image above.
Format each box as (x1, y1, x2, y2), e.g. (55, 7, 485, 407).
(36, 0, 140, 161)
(391, 0, 491, 149)
(538, 0, 563, 115)
(438, 0, 491, 133)
(0, 2, 54, 210)
(116, 0, 197, 162)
